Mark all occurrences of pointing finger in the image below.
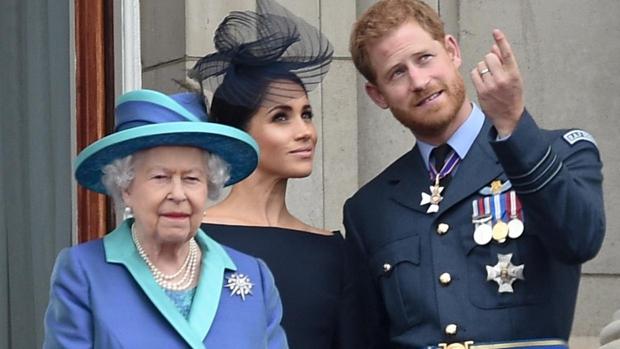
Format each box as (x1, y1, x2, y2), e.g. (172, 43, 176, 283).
(493, 29, 517, 69)
(491, 44, 502, 64)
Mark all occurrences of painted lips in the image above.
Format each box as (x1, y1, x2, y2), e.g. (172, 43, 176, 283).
(161, 212, 190, 219)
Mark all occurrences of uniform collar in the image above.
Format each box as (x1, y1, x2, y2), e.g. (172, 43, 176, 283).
(104, 219, 237, 348)
(417, 103, 485, 171)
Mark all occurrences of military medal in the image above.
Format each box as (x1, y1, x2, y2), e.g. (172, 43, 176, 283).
(486, 253, 525, 293)
(472, 198, 493, 245)
(508, 219, 524, 239)
(420, 148, 460, 214)
(507, 191, 524, 239)
(225, 273, 254, 301)
(473, 180, 524, 246)
(492, 221, 509, 243)
(491, 183, 508, 243)
(420, 176, 444, 213)
(474, 222, 493, 245)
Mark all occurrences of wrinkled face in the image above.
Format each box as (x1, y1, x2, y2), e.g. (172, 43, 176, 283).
(122, 146, 208, 245)
(247, 81, 318, 179)
(365, 21, 467, 142)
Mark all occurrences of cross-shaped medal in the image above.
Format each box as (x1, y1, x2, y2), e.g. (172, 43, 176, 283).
(420, 145, 460, 214)
(486, 253, 525, 293)
(420, 175, 444, 213)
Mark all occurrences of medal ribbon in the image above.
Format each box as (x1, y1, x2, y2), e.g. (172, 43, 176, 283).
(507, 191, 523, 220)
(472, 198, 492, 224)
(492, 192, 505, 223)
(428, 150, 460, 181)
(484, 196, 491, 220)
(472, 200, 478, 218)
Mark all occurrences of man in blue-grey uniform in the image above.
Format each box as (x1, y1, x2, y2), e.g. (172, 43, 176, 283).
(344, 0, 606, 348)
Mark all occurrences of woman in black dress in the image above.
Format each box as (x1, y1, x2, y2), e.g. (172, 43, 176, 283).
(188, 0, 363, 348)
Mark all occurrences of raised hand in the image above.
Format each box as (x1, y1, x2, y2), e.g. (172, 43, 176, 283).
(471, 29, 525, 137)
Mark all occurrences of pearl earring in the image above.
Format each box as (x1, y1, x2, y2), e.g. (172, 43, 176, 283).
(123, 206, 133, 220)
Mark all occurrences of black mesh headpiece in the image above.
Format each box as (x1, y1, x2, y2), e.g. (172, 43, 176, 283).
(188, 0, 334, 109)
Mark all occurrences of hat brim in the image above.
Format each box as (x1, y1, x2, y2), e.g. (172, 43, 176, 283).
(75, 122, 258, 194)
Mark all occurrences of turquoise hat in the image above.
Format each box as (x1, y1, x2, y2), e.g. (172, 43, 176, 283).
(74, 89, 259, 194)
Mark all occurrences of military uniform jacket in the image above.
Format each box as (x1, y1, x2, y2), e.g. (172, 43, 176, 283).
(343, 111, 605, 348)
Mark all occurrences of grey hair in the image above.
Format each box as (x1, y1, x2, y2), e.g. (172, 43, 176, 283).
(101, 156, 135, 212)
(204, 152, 231, 200)
(101, 150, 231, 212)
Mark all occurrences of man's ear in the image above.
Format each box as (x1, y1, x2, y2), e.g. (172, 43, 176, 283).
(365, 82, 389, 110)
(443, 34, 462, 68)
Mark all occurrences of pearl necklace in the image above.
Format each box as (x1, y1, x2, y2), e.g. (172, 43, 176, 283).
(131, 224, 200, 291)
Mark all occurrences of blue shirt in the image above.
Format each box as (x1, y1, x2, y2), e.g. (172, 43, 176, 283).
(417, 103, 485, 172)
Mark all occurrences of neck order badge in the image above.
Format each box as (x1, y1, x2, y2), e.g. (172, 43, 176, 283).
(420, 145, 460, 213)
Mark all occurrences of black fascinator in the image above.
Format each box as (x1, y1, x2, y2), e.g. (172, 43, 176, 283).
(188, 0, 334, 110)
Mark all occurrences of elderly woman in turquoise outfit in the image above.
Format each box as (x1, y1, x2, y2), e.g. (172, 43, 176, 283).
(43, 89, 288, 348)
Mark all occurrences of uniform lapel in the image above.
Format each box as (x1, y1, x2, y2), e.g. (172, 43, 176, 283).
(389, 148, 435, 214)
(389, 121, 503, 215)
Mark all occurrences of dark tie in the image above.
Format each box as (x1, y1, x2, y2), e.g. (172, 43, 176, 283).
(431, 144, 453, 188)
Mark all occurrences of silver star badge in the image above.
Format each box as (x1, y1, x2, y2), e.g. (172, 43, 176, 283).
(486, 253, 525, 293)
(225, 273, 254, 301)
(420, 184, 444, 214)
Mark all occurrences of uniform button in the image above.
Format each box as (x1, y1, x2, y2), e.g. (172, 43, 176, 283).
(437, 223, 450, 235)
(445, 323, 458, 335)
(439, 272, 452, 285)
(383, 263, 392, 273)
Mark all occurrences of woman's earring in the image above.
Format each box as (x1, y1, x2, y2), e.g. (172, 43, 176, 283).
(123, 206, 133, 220)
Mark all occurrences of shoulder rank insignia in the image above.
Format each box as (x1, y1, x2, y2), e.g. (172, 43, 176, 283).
(563, 129, 597, 147)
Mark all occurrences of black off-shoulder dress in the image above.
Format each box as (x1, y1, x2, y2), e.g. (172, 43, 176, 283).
(201, 223, 363, 349)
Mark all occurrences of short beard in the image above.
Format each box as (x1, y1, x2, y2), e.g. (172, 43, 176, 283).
(391, 74, 466, 141)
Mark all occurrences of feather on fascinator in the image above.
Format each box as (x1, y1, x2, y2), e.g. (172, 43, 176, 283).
(188, 0, 334, 109)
